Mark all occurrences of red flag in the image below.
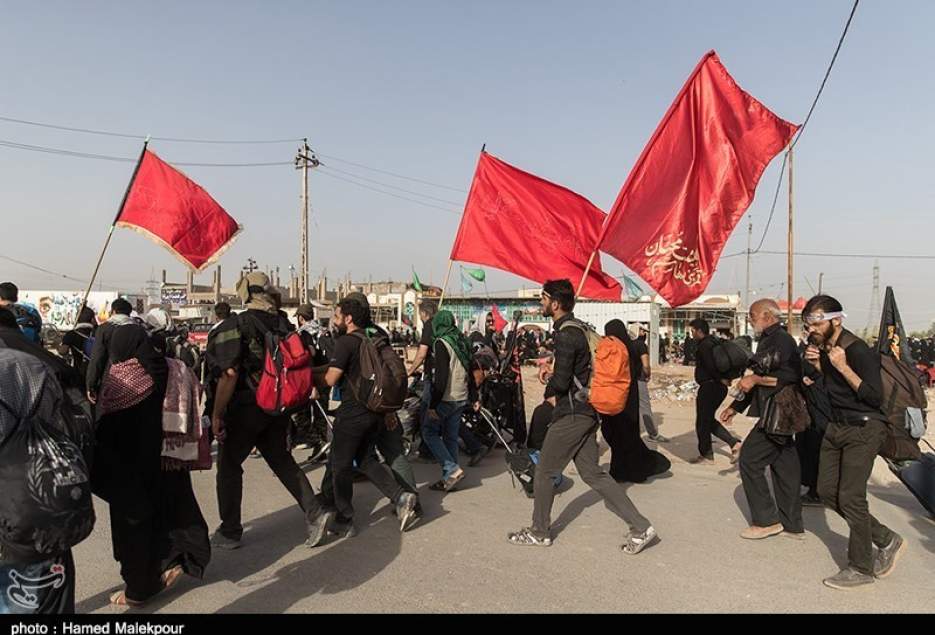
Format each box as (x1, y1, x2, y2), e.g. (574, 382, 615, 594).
(116, 149, 241, 271)
(450, 152, 622, 301)
(599, 51, 798, 307)
(490, 304, 508, 333)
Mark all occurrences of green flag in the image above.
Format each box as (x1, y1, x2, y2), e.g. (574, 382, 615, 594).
(412, 267, 423, 292)
(464, 267, 486, 282)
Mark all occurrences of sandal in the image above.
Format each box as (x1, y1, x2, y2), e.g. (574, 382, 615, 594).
(109, 591, 145, 607)
(622, 526, 657, 555)
(161, 565, 185, 591)
(429, 480, 447, 491)
(507, 527, 553, 547)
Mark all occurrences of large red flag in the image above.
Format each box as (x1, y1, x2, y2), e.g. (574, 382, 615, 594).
(599, 51, 798, 307)
(450, 152, 622, 300)
(116, 149, 241, 271)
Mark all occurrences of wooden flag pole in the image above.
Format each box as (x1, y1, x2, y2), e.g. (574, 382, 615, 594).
(575, 250, 598, 298)
(80, 137, 150, 313)
(786, 146, 794, 328)
(438, 259, 454, 309)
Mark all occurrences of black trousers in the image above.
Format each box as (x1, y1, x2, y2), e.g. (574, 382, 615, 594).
(216, 397, 320, 540)
(320, 412, 404, 522)
(739, 427, 804, 532)
(817, 420, 895, 575)
(796, 424, 826, 494)
(695, 381, 738, 458)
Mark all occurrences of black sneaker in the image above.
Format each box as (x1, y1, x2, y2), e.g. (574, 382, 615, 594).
(823, 568, 874, 590)
(468, 445, 490, 467)
(873, 533, 906, 578)
(305, 510, 334, 548)
(210, 532, 242, 550)
(801, 492, 823, 507)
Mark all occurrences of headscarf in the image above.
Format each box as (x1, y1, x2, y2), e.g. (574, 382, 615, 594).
(144, 307, 174, 333)
(606, 319, 641, 383)
(236, 271, 277, 313)
(432, 310, 472, 373)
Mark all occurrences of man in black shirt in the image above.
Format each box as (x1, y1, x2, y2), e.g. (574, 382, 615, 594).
(507, 279, 656, 553)
(721, 300, 804, 540)
(314, 298, 419, 536)
(629, 323, 668, 442)
(690, 318, 742, 464)
(803, 295, 904, 590)
(210, 273, 329, 550)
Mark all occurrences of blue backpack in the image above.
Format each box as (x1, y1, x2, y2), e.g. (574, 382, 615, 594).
(10, 304, 42, 344)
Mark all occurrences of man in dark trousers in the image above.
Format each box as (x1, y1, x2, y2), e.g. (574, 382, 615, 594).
(210, 272, 330, 550)
(314, 298, 419, 536)
(803, 295, 905, 590)
(721, 299, 804, 540)
(690, 318, 742, 464)
(507, 279, 656, 554)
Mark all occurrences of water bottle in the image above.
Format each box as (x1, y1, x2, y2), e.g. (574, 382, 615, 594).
(728, 385, 746, 402)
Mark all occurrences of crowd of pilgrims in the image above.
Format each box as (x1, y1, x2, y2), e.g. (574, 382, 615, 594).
(2, 274, 917, 611)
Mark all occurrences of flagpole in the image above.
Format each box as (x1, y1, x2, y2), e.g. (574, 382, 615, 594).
(786, 146, 794, 329)
(80, 137, 150, 313)
(438, 259, 454, 309)
(575, 250, 598, 298)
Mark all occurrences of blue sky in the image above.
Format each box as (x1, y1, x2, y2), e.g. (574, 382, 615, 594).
(2, 1, 933, 328)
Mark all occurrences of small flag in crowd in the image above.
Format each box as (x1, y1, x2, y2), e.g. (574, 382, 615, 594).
(622, 275, 645, 301)
(412, 267, 424, 292)
(877, 286, 913, 364)
(490, 304, 508, 333)
(116, 149, 241, 271)
(463, 267, 486, 283)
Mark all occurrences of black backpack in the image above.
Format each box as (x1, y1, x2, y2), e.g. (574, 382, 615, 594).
(712, 338, 750, 380)
(0, 349, 95, 562)
(838, 332, 928, 462)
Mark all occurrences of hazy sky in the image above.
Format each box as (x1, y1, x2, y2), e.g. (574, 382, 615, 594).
(2, 1, 933, 328)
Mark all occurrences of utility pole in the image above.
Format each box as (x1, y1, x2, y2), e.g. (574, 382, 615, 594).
(745, 217, 752, 334)
(818, 272, 824, 295)
(786, 147, 794, 328)
(865, 261, 881, 338)
(295, 139, 319, 304)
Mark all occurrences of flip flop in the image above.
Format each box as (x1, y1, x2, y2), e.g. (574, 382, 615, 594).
(161, 565, 185, 591)
(429, 480, 447, 491)
(109, 591, 145, 607)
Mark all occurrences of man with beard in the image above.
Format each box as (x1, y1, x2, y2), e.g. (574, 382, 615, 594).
(507, 279, 656, 553)
(314, 298, 419, 536)
(802, 295, 905, 589)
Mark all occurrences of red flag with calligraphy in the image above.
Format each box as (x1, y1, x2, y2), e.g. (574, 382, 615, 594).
(116, 149, 242, 272)
(450, 152, 622, 300)
(599, 51, 798, 306)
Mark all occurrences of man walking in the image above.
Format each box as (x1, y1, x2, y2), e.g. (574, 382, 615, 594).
(803, 295, 905, 589)
(721, 300, 804, 540)
(507, 279, 656, 554)
(628, 323, 669, 443)
(690, 318, 742, 464)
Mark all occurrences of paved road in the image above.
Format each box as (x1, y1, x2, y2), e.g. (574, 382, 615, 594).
(74, 370, 935, 614)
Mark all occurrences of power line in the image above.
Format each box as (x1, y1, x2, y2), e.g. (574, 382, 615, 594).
(318, 165, 464, 207)
(0, 114, 302, 144)
(316, 152, 468, 193)
(314, 169, 463, 216)
(0, 138, 292, 167)
(747, 0, 859, 254)
(725, 249, 935, 260)
(0, 254, 123, 290)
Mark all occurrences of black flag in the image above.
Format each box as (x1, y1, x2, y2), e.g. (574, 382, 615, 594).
(877, 286, 912, 364)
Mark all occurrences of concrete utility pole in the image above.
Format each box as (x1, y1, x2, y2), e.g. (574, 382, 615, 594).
(745, 218, 752, 334)
(865, 261, 881, 337)
(295, 139, 319, 304)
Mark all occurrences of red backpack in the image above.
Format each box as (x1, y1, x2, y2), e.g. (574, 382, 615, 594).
(249, 317, 314, 416)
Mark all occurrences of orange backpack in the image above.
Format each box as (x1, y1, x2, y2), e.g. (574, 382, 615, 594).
(559, 321, 632, 416)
